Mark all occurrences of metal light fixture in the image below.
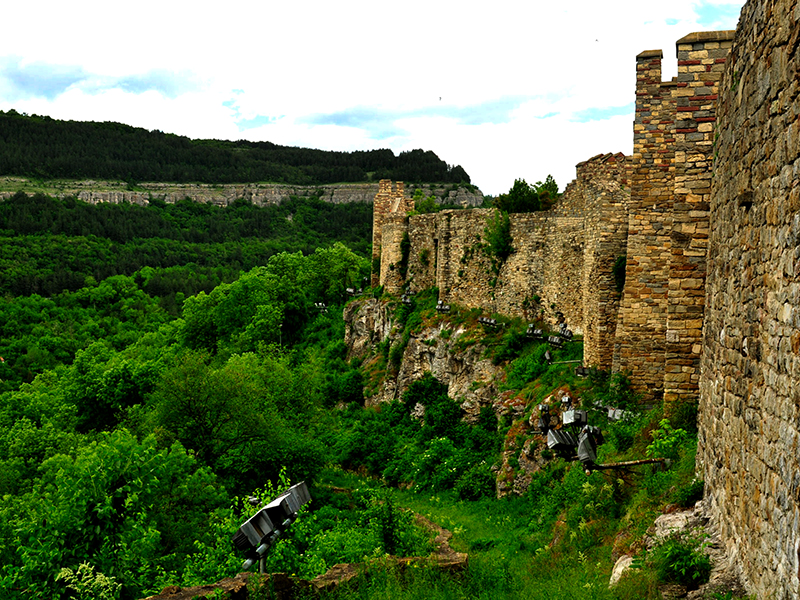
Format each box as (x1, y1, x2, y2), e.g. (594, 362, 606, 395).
(233, 482, 311, 573)
(478, 317, 498, 328)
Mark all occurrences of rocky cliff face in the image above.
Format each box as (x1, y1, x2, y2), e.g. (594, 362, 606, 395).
(343, 298, 502, 419)
(0, 178, 484, 208)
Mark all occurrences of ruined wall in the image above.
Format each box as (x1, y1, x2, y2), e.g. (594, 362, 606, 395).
(579, 154, 631, 370)
(372, 180, 413, 287)
(378, 153, 630, 340)
(698, 2, 800, 598)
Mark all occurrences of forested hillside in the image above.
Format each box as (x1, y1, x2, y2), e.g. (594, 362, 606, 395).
(0, 192, 724, 600)
(0, 110, 470, 185)
(0, 191, 371, 392)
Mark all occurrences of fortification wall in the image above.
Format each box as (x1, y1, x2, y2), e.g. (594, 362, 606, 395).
(614, 32, 734, 401)
(698, 1, 800, 597)
(377, 153, 630, 338)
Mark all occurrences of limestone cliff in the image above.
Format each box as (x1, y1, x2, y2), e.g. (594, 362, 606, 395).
(0, 178, 484, 208)
(344, 297, 502, 419)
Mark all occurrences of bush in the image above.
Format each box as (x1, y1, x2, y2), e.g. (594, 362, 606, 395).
(455, 461, 495, 500)
(650, 534, 712, 588)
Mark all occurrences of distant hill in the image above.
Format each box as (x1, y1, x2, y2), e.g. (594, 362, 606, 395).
(0, 109, 471, 185)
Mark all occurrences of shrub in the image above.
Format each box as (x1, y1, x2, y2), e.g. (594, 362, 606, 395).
(455, 461, 495, 500)
(650, 533, 712, 588)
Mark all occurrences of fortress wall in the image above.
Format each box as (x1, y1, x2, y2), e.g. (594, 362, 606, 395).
(613, 50, 677, 400)
(372, 180, 412, 287)
(698, 2, 800, 597)
(580, 154, 631, 369)
(405, 213, 438, 291)
(665, 31, 736, 404)
(377, 153, 630, 339)
(378, 214, 409, 294)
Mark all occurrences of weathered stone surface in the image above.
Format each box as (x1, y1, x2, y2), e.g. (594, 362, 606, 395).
(344, 297, 502, 413)
(0, 179, 482, 216)
(698, 2, 800, 598)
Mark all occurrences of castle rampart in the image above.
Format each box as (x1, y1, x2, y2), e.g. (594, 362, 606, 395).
(698, 1, 800, 596)
(376, 153, 630, 346)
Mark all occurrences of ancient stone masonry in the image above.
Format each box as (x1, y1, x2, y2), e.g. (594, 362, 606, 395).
(371, 180, 413, 287)
(367, 7, 800, 597)
(698, 1, 800, 598)
(613, 32, 735, 402)
(375, 154, 630, 364)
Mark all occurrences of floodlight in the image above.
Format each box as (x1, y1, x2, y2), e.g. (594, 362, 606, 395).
(563, 409, 587, 427)
(232, 508, 275, 552)
(233, 481, 311, 573)
(547, 429, 577, 454)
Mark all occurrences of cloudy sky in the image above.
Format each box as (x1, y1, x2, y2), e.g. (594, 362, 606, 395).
(0, 1, 745, 195)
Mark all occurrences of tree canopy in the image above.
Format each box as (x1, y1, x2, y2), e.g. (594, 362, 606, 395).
(0, 110, 471, 185)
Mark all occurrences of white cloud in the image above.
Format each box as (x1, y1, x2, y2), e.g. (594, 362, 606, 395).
(0, 0, 746, 195)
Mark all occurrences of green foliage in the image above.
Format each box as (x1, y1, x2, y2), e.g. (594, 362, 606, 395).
(504, 344, 551, 389)
(646, 419, 689, 460)
(56, 563, 122, 600)
(483, 209, 514, 265)
(0, 111, 471, 184)
(493, 179, 540, 213)
(650, 533, 712, 587)
(492, 176, 559, 213)
(1, 430, 224, 599)
(399, 232, 411, 279)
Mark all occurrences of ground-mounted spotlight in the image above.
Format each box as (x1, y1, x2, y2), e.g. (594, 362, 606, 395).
(478, 317, 498, 328)
(547, 336, 563, 348)
(436, 300, 451, 313)
(575, 366, 590, 378)
(526, 325, 543, 339)
(577, 425, 605, 471)
(346, 287, 358, 297)
(314, 302, 328, 313)
(233, 482, 311, 573)
(547, 428, 578, 456)
(562, 409, 587, 428)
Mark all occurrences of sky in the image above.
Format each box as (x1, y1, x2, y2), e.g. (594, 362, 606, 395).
(0, 1, 746, 196)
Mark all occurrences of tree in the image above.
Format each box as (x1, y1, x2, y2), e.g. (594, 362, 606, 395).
(494, 179, 540, 213)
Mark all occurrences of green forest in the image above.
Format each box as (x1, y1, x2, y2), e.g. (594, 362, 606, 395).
(0, 110, 470, 185)
(0, 192, 725, 600)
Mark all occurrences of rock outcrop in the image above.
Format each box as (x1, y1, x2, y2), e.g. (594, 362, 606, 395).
(0, 178, 484, 208)
(344, 298, 503, 417)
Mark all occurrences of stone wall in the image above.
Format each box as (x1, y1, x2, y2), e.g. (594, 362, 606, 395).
(613, 32, 734, 401)
(698, 1, 800, 597)
(377, 153, 630, 339)
(665, 31, 736, 403)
